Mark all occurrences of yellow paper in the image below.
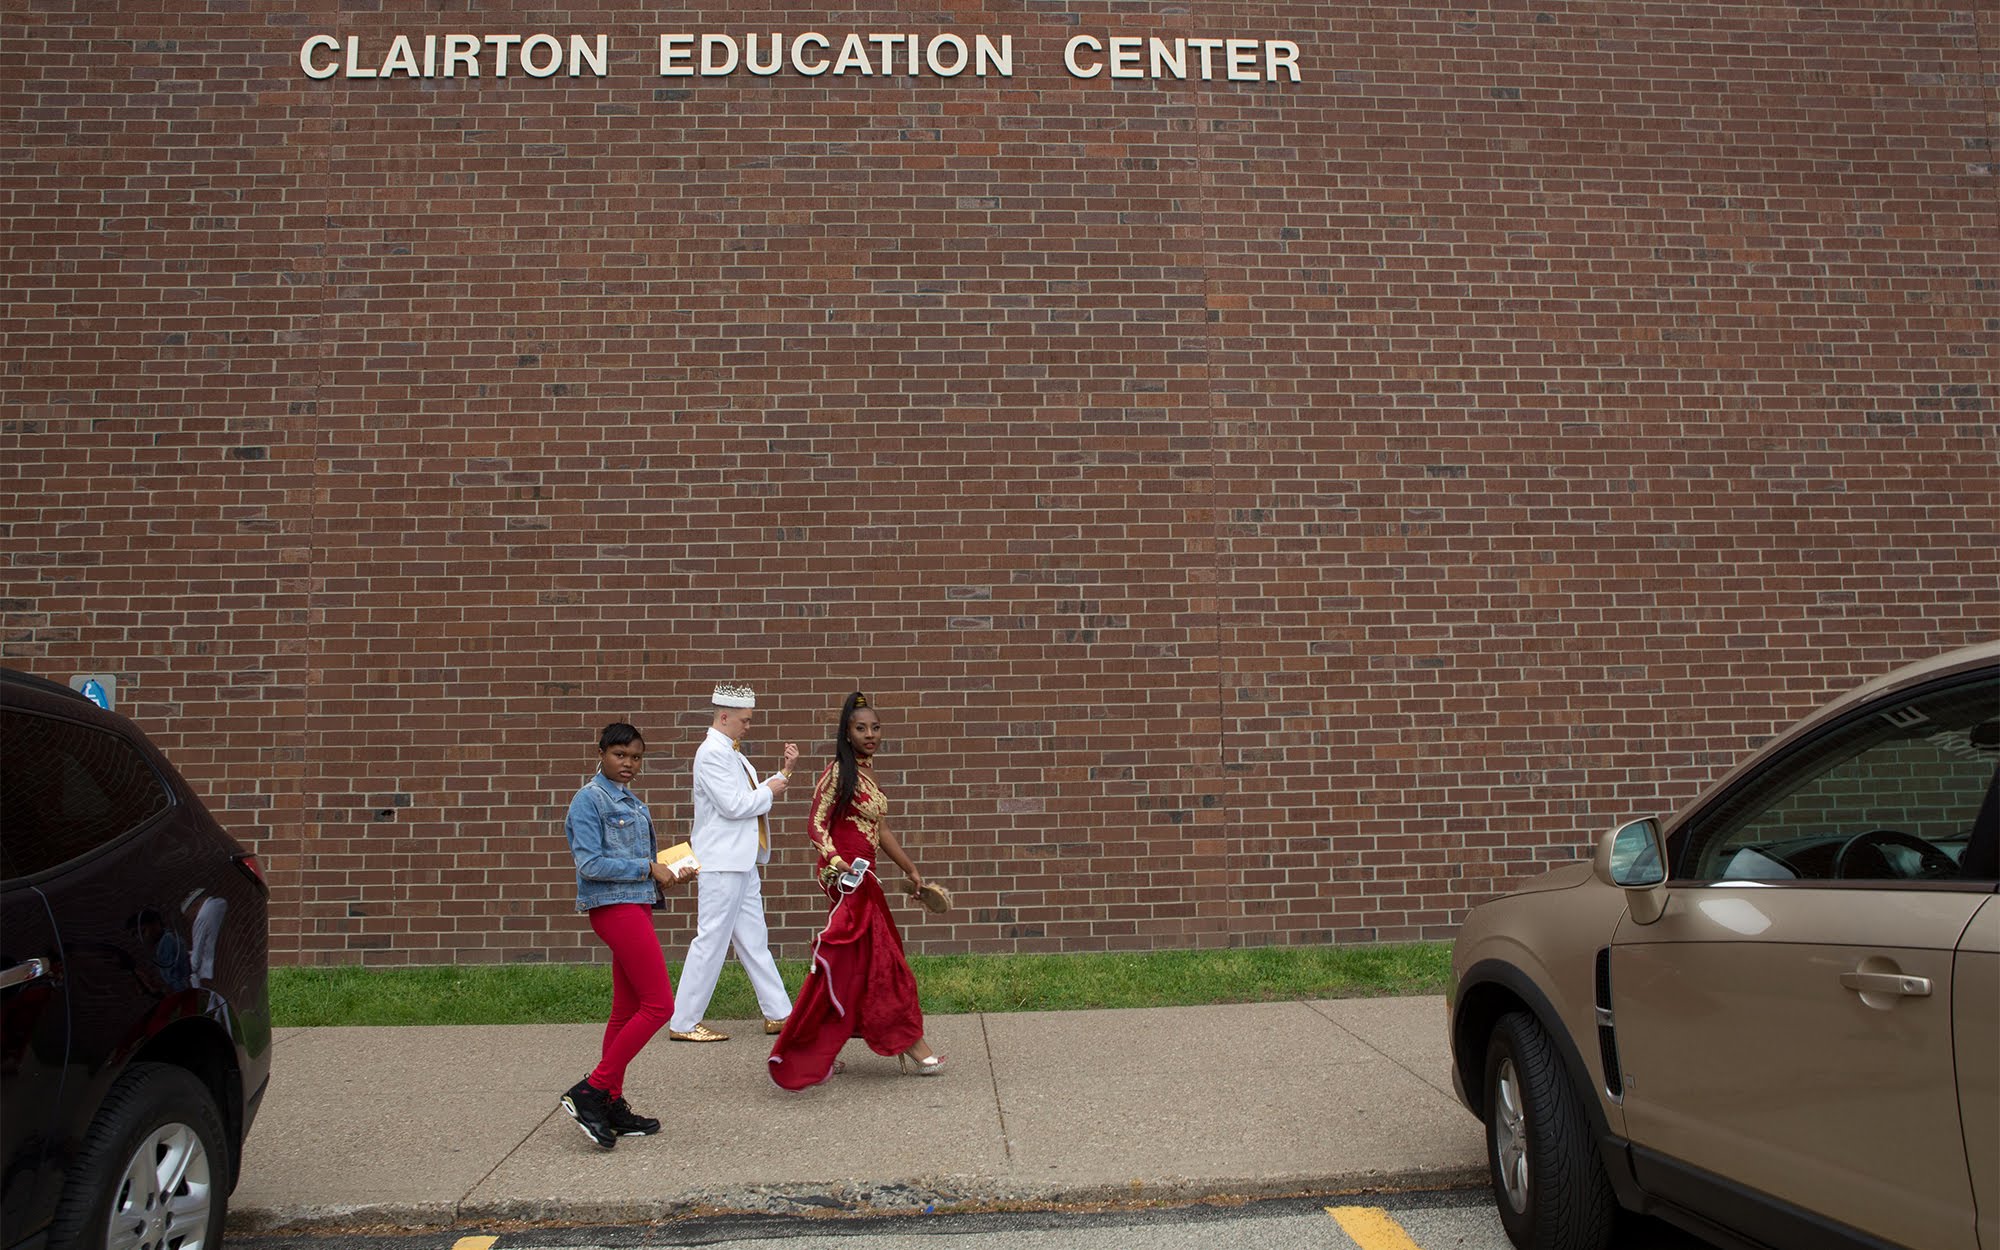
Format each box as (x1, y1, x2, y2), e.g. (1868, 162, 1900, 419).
(656, 842, 700, 873)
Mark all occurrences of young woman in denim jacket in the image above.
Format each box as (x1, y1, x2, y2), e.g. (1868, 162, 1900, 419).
(558, 722, 696, 1149)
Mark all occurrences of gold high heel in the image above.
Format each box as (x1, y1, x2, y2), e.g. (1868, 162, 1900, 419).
(897, 1044, 944, 1076)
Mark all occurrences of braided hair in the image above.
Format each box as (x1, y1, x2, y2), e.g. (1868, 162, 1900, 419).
(830, 691, 870, 821)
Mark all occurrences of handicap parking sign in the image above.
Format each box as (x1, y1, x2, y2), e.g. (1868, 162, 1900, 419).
(71, 674, 115, 710)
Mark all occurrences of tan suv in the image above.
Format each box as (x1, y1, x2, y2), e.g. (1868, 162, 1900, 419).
(1448, 642, 1998, 1250)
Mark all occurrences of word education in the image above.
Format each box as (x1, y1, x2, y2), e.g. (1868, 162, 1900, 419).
(661, 32, 1014, 77)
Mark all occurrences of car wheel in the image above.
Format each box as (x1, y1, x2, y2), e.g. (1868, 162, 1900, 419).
(47, 1062, 228, 1250)
(1484, 1011, 1615, 1250)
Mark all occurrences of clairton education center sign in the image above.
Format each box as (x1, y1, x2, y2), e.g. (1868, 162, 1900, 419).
(300, 31, 1305, 82)
(6, 3, 1995, 968)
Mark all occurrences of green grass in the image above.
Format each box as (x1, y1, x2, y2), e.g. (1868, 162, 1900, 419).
(270, 942, 1452, 1027)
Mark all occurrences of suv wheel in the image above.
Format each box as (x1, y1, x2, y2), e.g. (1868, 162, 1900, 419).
(47, 1063, 228, 1250)
(1484, 1011, 1615, 1250)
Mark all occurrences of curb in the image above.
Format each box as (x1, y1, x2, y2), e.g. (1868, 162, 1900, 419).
(227, 1165, 1490, 1236)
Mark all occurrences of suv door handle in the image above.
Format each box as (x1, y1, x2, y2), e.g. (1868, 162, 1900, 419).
(0, 958, 50, 990)
(1840, 971, 1932, 997)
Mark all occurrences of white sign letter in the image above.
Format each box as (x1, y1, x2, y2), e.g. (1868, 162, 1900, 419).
(1226, 39, 1259, 81)
(1108, 36, 1143, 79)
(794, 32, 829, 75)
(745, 33, 782, 75)
(520, 33, 562, 77)
(570, 34, 608, 77)
(701, 34, 739, 75)
(974, 34, 1012, 76)
(484, 34, 521, 76)
(344, 36, 376, 78)
(300, 35, 338, 80)
(926, 34, 968, 77)
(1065, 35, 1102, 78)
(1187, 38, 1222, 79)
(1265, 40, 1301, 82)
(659, 34, 694, 76)
(445, 34, 481, 76)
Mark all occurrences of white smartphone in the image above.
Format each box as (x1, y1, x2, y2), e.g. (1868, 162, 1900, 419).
(837, 857, 872, 892)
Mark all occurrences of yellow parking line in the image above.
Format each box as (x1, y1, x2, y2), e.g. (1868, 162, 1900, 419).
(452, 1238, 498, 1250)
(1326, 1205, 1424, 1250)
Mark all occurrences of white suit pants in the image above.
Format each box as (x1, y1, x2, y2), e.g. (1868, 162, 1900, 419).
(669, 868, 791, 1031)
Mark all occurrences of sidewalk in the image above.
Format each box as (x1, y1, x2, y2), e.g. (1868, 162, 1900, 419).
(229, 996, 1485, 1233)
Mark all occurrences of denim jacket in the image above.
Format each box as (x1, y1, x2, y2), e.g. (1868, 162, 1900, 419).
(565, 773, 660, 912)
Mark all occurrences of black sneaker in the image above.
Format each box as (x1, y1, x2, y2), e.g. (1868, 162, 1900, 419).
(606, 1096, 661, 1136)
(560, 1079, 617, 1149)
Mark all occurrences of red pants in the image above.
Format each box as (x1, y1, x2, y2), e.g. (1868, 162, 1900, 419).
(587, 903, 675, 1099)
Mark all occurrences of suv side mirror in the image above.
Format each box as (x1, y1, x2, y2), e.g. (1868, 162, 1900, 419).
(1594, 818, 1670, 924)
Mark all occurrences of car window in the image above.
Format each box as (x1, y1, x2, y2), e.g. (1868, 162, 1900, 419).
(0, 708, 172, 880)
(1680, 669, 1999, 884)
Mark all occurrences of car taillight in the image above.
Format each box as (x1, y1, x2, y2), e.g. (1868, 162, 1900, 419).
(233, 853, 266, 887)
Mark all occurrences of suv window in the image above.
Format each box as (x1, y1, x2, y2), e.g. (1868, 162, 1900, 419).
(1680, 670, 1999, 884)
(0, 708, 172, 880)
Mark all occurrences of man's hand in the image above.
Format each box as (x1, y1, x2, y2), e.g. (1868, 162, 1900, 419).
(767, 773, 788, 796)
(782, 742, 800, 772)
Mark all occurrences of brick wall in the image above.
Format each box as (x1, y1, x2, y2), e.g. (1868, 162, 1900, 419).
(4, 2, 1994, 965)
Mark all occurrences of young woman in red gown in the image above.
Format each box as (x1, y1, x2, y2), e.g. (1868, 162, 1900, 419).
(768, 692, 943, 1089)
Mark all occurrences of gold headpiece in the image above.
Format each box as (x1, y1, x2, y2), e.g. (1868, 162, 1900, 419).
(853, 693, 867, 707)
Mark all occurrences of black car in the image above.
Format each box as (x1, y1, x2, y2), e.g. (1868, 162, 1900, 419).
(1, 669, 272, 1250)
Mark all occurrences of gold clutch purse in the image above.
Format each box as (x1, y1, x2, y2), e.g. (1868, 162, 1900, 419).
(911, 881, 952, 913)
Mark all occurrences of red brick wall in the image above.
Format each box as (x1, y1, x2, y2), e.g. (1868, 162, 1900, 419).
(5, 3, 1994, 965)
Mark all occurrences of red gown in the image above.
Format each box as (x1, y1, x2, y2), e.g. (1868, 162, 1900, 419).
(767, 758, 925, 1089)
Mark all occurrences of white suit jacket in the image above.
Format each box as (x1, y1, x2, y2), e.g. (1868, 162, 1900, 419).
(689, 726, 774, 872)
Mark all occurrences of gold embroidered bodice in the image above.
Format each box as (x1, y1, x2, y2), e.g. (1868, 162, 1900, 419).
(809, 757, 887, 863)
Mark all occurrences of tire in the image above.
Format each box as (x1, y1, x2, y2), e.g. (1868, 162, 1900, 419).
(47, 1062, 229, 1250)
(1484, 1011, 1616, 1250)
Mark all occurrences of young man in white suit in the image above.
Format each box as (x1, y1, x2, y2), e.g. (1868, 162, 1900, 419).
(667, 682, 801, 1042)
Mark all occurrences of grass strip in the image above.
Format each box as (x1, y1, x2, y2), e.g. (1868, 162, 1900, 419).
(270, 942, 1452, 1027)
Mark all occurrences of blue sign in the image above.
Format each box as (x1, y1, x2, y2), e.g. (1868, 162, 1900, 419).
(80, 678, 110, 709)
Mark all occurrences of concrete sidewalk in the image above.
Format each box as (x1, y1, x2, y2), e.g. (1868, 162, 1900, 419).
(229, 996, 1485, 1233)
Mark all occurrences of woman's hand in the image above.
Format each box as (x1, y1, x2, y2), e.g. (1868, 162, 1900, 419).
(904, 873, 926, 896)
(650, 861, 699, 888)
